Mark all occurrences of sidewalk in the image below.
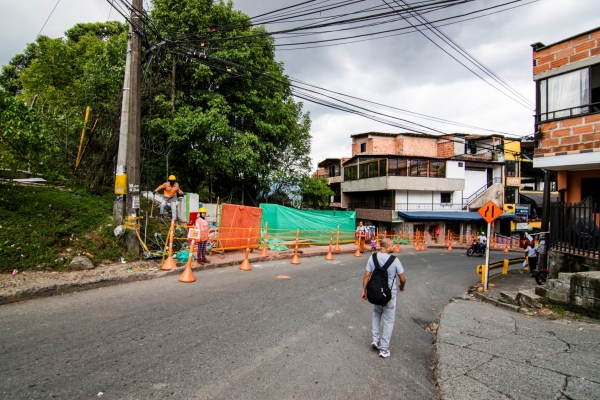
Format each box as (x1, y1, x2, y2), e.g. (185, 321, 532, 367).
(436, 270, 600, 400)
(0, 243, 358, 305)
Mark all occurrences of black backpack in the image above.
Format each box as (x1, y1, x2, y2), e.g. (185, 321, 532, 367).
(366, 253, 396, 306)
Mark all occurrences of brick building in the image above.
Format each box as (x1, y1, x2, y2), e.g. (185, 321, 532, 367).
(317, 132, 515, 241)
(533, 26, 600, 203)
(532, 26, 600, 276)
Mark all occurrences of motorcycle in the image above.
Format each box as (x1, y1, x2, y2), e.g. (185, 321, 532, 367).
(466, 241, 485, 257)
(535, 268, 549, 285)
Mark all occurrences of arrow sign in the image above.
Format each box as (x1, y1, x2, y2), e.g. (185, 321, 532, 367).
(478, 200, 503, 224)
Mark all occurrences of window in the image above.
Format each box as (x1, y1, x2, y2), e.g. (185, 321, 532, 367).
(409, 160, 428, 177)
(465, 140, 476, 155)
(538, 64, 600, 121)
(429, 161, 446, 178)
(344, 165, 357, 181)
(381, 192, 392, 207)
(505, 161, 518, 177)
(388, 159, 398, 176)
(504, 187, 517, 204)
(441, 192, 452, 203)
(397, 159, 407, 176)
(368, 162, 379, 178)
(581, 177, 600, 205)
(360, 196, 370, 206)
(328, 165, 337, 177)
(379, 160, 386, 177)
(360, 143, 366, 153)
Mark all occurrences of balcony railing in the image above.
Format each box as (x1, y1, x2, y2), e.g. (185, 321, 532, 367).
(550, 201, 600, 258)
(395, 203, 464, 211)
(536, 102, 600, 124)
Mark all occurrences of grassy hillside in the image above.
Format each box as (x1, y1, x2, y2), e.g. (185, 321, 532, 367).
(0, 184, 167, 273)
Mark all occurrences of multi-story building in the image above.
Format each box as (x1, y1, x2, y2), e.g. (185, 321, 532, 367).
(317, 132, 515, 241)
(532, 26, 600, 275)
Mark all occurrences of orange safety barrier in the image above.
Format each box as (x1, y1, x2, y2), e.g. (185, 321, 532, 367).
(161, 219, 177, 271)
(219, 204, 262, 251)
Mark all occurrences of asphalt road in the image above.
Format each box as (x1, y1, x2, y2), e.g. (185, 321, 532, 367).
(0, 248, 514, 399)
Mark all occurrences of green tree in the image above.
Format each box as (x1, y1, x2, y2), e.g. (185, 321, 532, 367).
(0, 89, 51, 170)
(298, 176, 334, 209)
(9, 22, 127, 186)
(147, 0, 312, 204)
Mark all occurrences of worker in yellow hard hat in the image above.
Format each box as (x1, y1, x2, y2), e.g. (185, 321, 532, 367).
(154, 175, 184, 220)
(195, 207, 210, 264)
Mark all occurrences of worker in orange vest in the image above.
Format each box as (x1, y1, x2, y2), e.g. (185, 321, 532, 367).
(195, 207, 210, 264)
(154, 175, 184, 220)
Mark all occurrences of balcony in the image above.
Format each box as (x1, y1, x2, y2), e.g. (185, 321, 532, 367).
(342, 176, 464, 193)
(395, 203, 464, 211)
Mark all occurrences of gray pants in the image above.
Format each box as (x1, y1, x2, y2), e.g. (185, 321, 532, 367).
(159, 196, 177, 219)
(372, 296, 397, 351)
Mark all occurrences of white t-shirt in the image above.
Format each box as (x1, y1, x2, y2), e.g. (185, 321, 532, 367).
(526, 245, 538, 258)
(366, 253, 405, 296)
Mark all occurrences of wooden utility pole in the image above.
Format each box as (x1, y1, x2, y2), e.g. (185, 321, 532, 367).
(125, 0, 143, 254)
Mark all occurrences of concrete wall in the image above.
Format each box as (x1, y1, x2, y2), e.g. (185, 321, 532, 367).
(446, 160, 465, 179)
(342, 176, 464, 193)
(464, 169, 487, 198)
(468, 183, 503, 209)
(536, 271, 600, 316)
(355, 208, 394, 223)
(548, 249, 600, 278)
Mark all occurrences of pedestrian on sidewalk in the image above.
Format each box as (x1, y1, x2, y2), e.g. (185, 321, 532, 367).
(525, 240, 539, 277)
(195, 207, 210, 264)
(356, 221, 367, 253)
(361, 237, 406, 358)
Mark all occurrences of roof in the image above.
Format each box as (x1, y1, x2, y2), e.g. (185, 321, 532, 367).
(532, 26, 600, 52)
(317, 158, 342, 168)
(397, 211, 516, 221)
(351, 132, 439, 139)
(520, 192, 559, 208)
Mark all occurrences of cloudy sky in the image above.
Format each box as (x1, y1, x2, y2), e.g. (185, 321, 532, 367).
(1, 0, 599, 170)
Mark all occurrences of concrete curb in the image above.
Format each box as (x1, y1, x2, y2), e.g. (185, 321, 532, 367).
(472, 291, 528, 313)
(0, 249, 356, 305)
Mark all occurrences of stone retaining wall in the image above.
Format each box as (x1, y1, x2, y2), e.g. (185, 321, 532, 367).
(536, 271, 600, 316)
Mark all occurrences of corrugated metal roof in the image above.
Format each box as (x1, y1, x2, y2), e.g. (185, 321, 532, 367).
(397, 211, 516, 221)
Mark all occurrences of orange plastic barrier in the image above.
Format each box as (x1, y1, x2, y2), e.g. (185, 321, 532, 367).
(219, 204, 262, 251)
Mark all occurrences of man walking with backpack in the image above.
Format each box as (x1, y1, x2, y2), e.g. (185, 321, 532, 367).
(361, 237, 406, 358)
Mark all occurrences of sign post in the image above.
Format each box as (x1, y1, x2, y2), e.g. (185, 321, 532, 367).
(477, 201, 504, 291)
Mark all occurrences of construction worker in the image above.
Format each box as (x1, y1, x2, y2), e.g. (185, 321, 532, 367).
(154, 175, 184, 220)
(195, 207, 210, 264)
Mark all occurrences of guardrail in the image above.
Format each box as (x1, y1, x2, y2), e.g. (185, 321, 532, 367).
(476, 257, 525, 284)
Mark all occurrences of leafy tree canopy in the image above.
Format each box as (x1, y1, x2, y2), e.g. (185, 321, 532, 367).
(298, 176, 334, 209)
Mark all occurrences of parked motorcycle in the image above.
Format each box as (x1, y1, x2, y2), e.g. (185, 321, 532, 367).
(466, 241, 485, 257)
(535, 268, 549, 285)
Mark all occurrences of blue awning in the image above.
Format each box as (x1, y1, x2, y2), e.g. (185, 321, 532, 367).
(396, 211, 516, 221)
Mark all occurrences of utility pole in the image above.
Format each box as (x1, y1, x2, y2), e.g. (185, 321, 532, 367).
(539, 170, 552, 271)
(112, 27, 132, 223)
(125, 0, 143, 253)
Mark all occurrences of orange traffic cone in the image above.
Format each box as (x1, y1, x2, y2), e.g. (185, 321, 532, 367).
(395, 234, 401, 253)
(259, 222, 269, 257)
(325, 230, 334, 260)
(161, 219, 177, 271)
(291, 229, 301, 264)
(492, 233, 498, 249)
(420, 239, 426, 251)
(354, 239, 362, 257)
(240, 228, 252, 271)
(178, 240, 196, 283)
(333, 225, 341, 252)
(503, 241, 509, 253)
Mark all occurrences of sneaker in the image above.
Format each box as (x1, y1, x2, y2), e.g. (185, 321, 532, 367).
(371, 342, 379, 350)
(379, 349, 391, 358)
